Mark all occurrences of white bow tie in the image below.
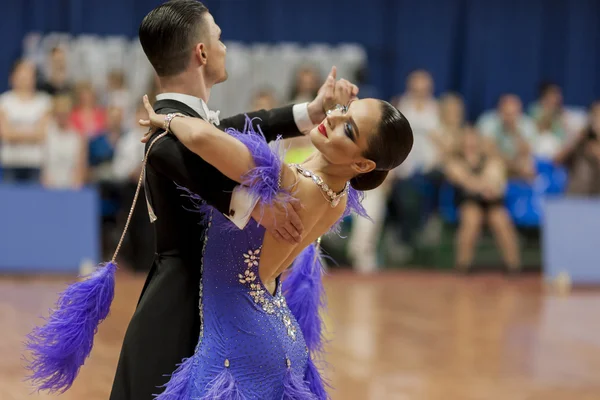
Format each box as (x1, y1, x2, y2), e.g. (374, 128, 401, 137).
(207, 109, 220, 126)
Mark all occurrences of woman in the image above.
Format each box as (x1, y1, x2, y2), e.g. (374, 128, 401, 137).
(0, 59, 51, 183)
(42, 95, 87, 190)
(25, 95, 413, 399)
(445, 127, 521, 274)
(138, 95, 413, 399)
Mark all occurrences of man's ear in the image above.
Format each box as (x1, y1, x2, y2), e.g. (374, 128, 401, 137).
(195, 43, 207, 65)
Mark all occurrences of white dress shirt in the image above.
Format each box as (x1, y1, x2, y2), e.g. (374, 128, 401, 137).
(155, 92, 315, 229)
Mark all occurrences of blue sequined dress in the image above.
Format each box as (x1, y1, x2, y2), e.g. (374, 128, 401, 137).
(155, 121, 367, 400)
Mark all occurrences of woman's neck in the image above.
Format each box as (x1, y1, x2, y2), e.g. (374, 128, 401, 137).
(299, 153, 352, 193)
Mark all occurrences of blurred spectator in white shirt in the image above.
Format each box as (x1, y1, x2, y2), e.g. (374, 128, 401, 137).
(0, 59, 51, 183)
(43, 95, 87, 189)
(430, 92, 467, 167)
(112, 104, 145, 183)
(529, 81, 587, 160)
(105, 70, 132, 118)
(393, 70, 439, 136)
(477, 94, 536, 179)
(393, 70, 440, 178)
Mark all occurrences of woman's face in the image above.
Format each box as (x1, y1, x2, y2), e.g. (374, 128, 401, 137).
(309, 98, 382, 173)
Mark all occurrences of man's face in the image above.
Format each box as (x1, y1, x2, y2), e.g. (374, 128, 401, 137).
(201, 13, 227, 85)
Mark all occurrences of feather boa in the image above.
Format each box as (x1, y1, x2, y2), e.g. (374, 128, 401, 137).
(24, 262, 117, 393)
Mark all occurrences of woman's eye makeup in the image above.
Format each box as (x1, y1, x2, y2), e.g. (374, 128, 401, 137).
(344, 123, 355, 141)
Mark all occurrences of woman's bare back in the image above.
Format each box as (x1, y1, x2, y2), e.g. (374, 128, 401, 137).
(258, 167, 348, 294)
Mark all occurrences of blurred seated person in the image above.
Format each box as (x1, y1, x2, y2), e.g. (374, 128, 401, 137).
(430, 93, 466, 162)
(70, 81, 106, 138)
(554, 100, 600, 196)
(347, 173, 394, 273)
(392, 69, 439, 137)
(0, 59, 51, 183)
(37, 46, 72, 96)
(105, 70, 132, 116)
(477, 94, 536, 180)
(528, 82, 568, 159)
(88, 105, 123, 183)
(42, 95, 87, 190)
(445, 127, 521, 274)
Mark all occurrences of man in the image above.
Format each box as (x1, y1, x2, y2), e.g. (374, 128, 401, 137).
(109, 1, 357, 399)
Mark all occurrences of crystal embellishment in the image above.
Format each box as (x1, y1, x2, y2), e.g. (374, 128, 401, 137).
(291, 163, 349, 208)
(240, 247, 297, 340)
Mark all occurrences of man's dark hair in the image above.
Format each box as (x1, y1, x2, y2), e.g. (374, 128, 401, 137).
(139, 0, 209, 77)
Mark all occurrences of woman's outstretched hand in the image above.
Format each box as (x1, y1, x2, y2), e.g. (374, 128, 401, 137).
(139, 94, 166, 143)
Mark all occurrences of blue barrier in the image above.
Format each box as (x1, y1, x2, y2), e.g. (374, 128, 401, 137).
(543, 197, 600, 284)
(0, 184, 100, 273)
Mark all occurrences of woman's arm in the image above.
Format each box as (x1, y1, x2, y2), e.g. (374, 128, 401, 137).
(444, 158, 482, 193)
(140, 94, 297, 191)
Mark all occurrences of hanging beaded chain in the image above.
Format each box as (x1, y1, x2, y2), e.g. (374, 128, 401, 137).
(290, 163, 349, 208)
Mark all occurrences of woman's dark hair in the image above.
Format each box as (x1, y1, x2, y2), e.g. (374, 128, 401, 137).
(350, 101, 413, 191)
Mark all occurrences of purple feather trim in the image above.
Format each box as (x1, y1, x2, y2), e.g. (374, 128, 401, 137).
(283, 367, 318, 400)
(174, 183, 213, 223)
(200, 368, 247, 400)
(24, 261, 117, 393)
(224, 116, 293, 222)
(305, 357, 330, 400)
(344, 188, 369, 220)
(153, 356, 194, 400)
(282, 243, 326, 354)
(329, 188, 370, 234)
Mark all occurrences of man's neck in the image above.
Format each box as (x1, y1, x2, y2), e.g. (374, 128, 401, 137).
(158, 72, 211, 103)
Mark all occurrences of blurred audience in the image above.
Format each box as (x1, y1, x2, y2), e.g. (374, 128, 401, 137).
(289, 64, 321, 103)
(250, 88, 278, 111)
(112, 102, 154, 270)
(105, 70, 131, 114)
(70, 81, 106, 138)
(555, 101, 600, 196)
(445, 127, 521, 274)
(37, 46, 72, 96)
(0, 59, 51, 183)
(88, 105, 123, 183)
(393, 70, 439, 137)
(477, 94, 536, 180)
(42, 95, 87, 189)
(1, 44, 597, 275)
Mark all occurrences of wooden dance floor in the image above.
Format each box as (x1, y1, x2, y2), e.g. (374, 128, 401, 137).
(2, 271, 600, 400)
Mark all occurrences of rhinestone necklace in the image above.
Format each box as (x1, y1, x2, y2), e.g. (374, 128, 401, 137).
(291, 163, 349, 208)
